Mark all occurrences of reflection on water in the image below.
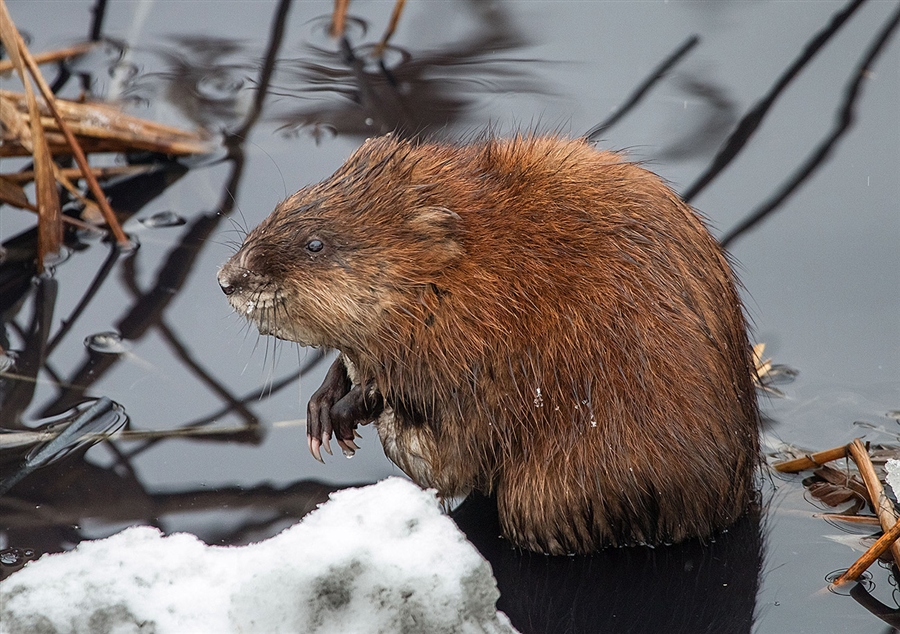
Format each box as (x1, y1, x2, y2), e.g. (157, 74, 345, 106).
(154, 36, 256, 130)
(0, 397, 128, 496)
(0, 1, 898, 632)
(454, 492, 762, 634)
(271, 3, 542, 139)
(657, 72, 738, 161)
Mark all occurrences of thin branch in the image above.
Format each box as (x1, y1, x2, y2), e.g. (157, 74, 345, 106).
(847, 438, 900, 569)
(772, 444, 850, 472)
(0, 42, 97, 74)
(3, 165, 155, 185)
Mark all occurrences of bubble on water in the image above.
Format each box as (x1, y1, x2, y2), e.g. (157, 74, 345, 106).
(84, 331, 129, 354)
(0, 548, 37, 568)
(139, 211, 186, 228)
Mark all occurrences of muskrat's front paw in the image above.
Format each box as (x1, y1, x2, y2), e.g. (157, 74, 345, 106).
(329, 383, 384, 457)
(307, 356, 352, 462)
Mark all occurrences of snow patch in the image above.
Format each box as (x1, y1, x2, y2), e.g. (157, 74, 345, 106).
(0, 478, 516, 634)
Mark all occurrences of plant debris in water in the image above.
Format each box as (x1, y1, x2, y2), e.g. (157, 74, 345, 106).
(0, 0, 213, 271)
(772, 439, 900, 587)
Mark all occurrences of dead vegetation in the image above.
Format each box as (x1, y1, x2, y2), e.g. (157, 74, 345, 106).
(773, 439, 900, 586)
(0, 0, 212, 271)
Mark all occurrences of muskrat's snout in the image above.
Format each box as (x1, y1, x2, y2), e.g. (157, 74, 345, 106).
(217, 247, 267, 313)
(218, 275, 236, 296)
(218, 246, 257, 297)
(218, 242, 322, 346)
(217, 257, 243, 296)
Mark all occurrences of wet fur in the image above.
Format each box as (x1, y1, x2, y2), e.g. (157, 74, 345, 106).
(219, 134, 761, 554)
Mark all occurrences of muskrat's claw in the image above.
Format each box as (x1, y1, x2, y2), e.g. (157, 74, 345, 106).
(308, 435, 324, 464)
(306, 356, 352, 463)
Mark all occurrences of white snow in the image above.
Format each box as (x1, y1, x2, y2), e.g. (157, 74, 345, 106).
(0, 478, 517, 634)
(885, 459, 900, 500)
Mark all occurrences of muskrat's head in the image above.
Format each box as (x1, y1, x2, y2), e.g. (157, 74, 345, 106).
(217, 136, 463, 352)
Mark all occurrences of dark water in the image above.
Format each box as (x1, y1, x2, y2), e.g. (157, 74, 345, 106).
(1, 1, 899, 632)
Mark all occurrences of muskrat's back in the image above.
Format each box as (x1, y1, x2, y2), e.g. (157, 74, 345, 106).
(219, 135, 760, 554)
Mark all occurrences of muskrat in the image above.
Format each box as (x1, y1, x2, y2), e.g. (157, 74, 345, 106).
(218, 134, 760, 555)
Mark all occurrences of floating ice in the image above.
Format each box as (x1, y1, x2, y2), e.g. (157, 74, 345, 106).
(0, 478, 517, 634)
(886, 459, 900, 498)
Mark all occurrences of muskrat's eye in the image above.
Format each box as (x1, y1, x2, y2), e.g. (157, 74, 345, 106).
(306, 239, 324, 253)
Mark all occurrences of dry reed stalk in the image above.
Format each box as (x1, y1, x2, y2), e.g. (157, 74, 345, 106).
(3, 164, 154, 185)
(0, 91, 211, 156)
(847, 438, 900, 570)
(834, 518, 900, 585)
(0, 41, 96, 73)
(10, 28, 129, 245)
(773, 444, 851, 473)
(0, 0, 62, 268)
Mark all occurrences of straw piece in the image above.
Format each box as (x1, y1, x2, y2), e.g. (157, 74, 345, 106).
(773, 444, 850, 473)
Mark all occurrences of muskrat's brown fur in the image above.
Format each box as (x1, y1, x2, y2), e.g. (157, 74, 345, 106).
(218, 134, 760, 555)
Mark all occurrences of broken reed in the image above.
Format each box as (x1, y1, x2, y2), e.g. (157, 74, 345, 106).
(0, 0, 211, 270)
(773, 438, 900, 585)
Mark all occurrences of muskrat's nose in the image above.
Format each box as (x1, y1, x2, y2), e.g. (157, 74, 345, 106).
(218, 275, 236, 296)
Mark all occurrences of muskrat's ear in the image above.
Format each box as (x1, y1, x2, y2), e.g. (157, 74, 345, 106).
(408, 206, 461, 239)
(408, 206, 463, 265)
